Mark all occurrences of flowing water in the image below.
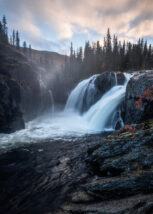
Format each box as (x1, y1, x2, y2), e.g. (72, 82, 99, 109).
(48, 89, 55, 115)
(65, 74, 99, 112)
(0, 73, 131, 151)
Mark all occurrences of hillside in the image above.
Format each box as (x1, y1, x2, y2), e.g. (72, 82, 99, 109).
(24, 47, 71, 104)
(0, 43, 58, 132)
(29, 48, 67, 72)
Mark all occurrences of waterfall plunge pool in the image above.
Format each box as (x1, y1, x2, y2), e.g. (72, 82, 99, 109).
(0, 73, 132, 153)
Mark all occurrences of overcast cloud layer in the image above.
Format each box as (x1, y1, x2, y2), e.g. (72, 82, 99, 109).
(0, 0, 153, 53)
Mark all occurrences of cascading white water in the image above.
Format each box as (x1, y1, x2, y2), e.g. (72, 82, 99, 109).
(83, 73, 131, 131)
(0, 72, 132, 152)
(114, 73, 118, 85)
(83, 85, 125, 131)
(65, 75, 99, 112)
(65, 72, 131, 131)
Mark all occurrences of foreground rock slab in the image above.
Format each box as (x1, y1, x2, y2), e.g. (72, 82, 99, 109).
(0, 122, 153, 214)
(0, 135, 101, 214)
(58, 122, 153, 214)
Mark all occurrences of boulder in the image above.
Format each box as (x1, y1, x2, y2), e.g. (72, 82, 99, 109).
(124, 71, 153, 124)
(82, 72, 125, 112)
(94, 71, 125, 95)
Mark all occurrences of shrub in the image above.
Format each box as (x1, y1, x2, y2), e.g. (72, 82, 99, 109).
(135, 86, 153, 109)
(122, 125, 135, 132)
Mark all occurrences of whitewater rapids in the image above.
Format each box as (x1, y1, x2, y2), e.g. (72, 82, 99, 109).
(0, 73, 131, 151)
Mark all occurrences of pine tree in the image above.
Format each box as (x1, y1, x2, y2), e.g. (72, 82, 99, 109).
(105, 28, 112, 70)
(29, 44, 32, 57)
(113, 35, 118, 70)
(0, 16, 8, 43)
(77, 47, 83, 62)
(16, 31, 20, 49)
(0, 21, 3, 43)
(9, 35, 13, 45)
(120, 40, 125, 70)
(2, 15, 8, 43)
(148, 44, 152, 68)
(12, 30, 15, 46)
(95, 41, 102, 72)
(23, 41, 27, 54)
(2, 16, 7, 34)
(143, 41, 148, 69)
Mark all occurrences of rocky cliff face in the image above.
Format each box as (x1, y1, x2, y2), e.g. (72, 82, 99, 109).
(0, 79, 25, 133)
(26, 48, 69, 105)
(0, 68, 25, 133)
(124, 70, 153, 124)
(28, 48, 66, 72)
(0, 44, 43, 121)
(0, 42, 71, 133)
(0, 43, 55, 133)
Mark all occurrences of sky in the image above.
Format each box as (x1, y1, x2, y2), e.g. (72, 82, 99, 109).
(0, 0, 153, 54)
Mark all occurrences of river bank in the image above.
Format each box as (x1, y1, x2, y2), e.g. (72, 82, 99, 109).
(0, 68, 153, 214)
(0, 134, 103, 214)
(1, 120, 153, 214)
(56, 120, 153, 214)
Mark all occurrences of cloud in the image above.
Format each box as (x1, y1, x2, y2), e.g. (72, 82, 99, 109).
(0, 0, 153, 53)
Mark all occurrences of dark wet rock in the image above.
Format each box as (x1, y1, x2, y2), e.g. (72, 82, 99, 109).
(0, 75, 25, 133)
(95, 72, 125, 94)
(60, 200, 153, 214)
(138, 202, 153, 214)
(86, 172, 153, 200)
(58, 124, 153, 214)
(87, 129, 153, 176)
(124, 70, 153, 124)
(0, 135, 101, 214)
(0, 43, 55, 124)
(82, 72, 125, 112)
(1, 125, 153, 214)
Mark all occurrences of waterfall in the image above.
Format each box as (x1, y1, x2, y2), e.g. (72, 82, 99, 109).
(84, 73, 131, 131)
(114, 73, 118, 85)
(48, 90, 55, 115)
(39, 73, 46, 89)
(83, 85, 125, 131)
(65, 72, 131, 132)
(65, 74, 99, 112)
(38, 72, 55, 115)
(0, 72, 132, 150)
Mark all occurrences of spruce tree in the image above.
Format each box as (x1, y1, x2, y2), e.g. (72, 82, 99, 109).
(2, 16, 7, 34)
(9, 35, 13, 45)
(0, 21, 3, 43)
(23, 41, 27, 53)
(29, 44, 32, 57)
(12, 30, 15, 46)
(113, 35, 118, 70)
(2, 15, 8, 43)
(70, 42, 73, 58)
(16, 31, 20, 49)
(105, 28, 112, 70)
(0, 16, 8, 43)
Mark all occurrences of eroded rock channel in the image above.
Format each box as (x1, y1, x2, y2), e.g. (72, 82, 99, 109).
(1, 122, 153, 214)
(0, 135, 102, 214)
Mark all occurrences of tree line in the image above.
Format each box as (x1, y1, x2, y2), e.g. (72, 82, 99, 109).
(1, 15, 153, 83)
(0, 15, 32, 54)
(64, 28, 153, 84)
